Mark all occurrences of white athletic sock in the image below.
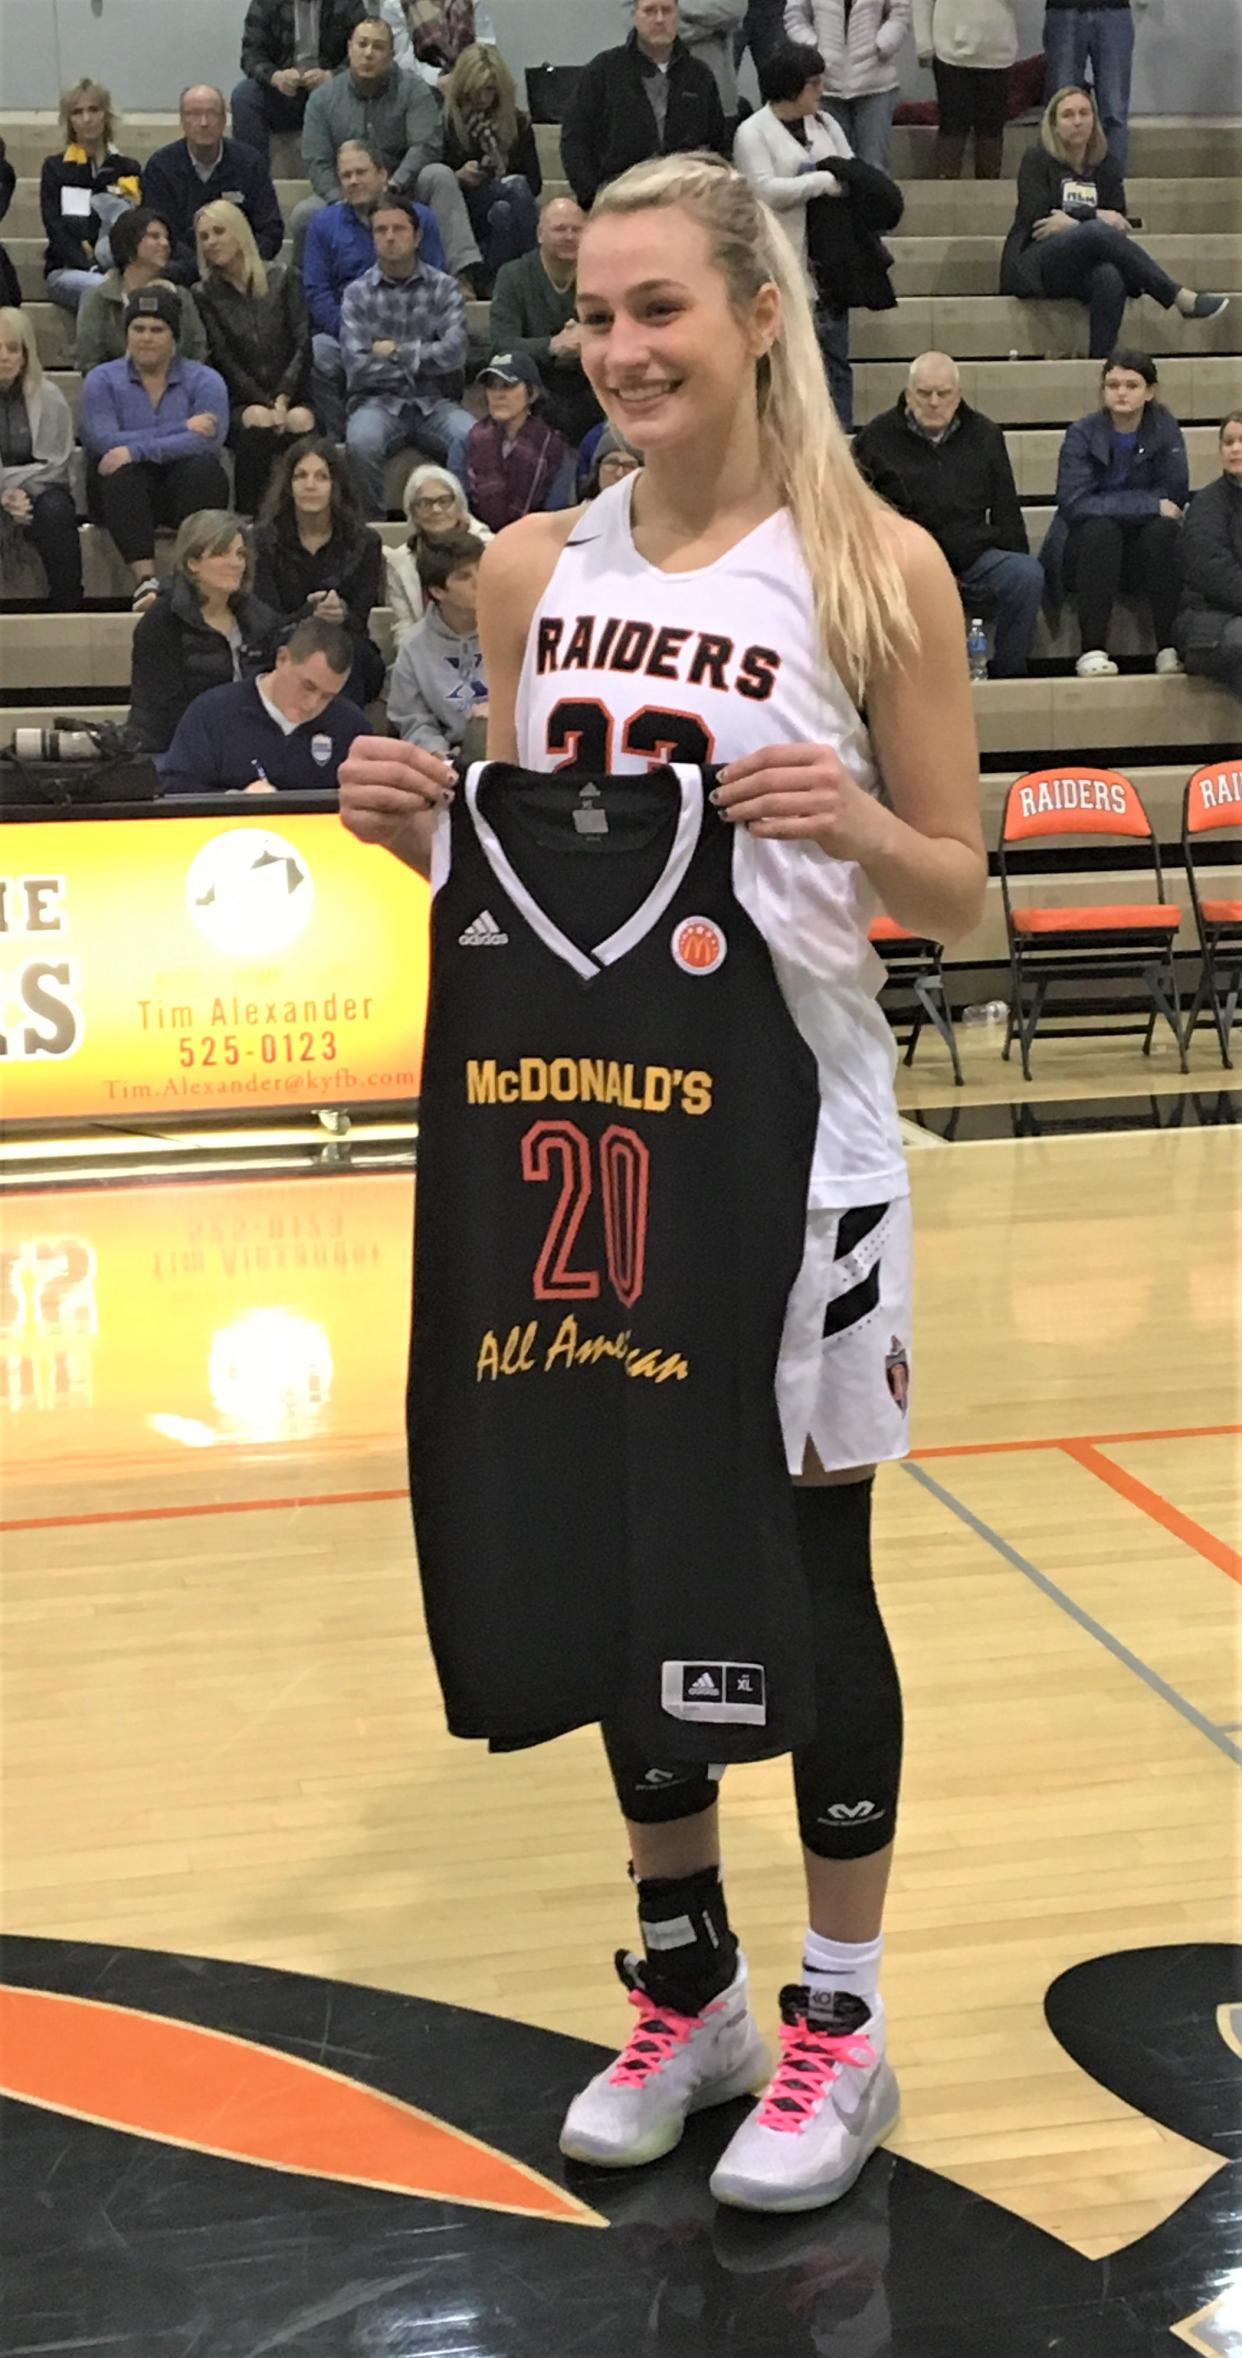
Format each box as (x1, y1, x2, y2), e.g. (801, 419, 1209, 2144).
(801, 1928, 885, 2014)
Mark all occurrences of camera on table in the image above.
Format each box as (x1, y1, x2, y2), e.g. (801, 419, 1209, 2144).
(11, 718, 128, 764)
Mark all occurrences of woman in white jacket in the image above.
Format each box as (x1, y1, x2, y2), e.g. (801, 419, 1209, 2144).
(733, 44, 857, 423)
(913, 0, 1017, 179)
(385, 463, 493, 647)
(782, 0, 910, 170)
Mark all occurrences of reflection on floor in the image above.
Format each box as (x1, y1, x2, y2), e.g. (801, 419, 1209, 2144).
(2, 1934, 1238, 2358)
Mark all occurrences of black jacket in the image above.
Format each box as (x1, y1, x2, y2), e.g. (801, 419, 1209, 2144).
(251, 518, 383, 642)
(0, 142, 18, 311)
(40, 147, 142, 276)
(999, 144, 1128, 296)
(140, 138, 285, 284)
(1175, 473, 1242, 666)
(561, 34, 727, 210)
(239, 0, 367, 80)
(804, 154, 902, 315)
(127, 575, 278, 753)
(196, 264, 310, 412)
(853, 396, 1029, 574)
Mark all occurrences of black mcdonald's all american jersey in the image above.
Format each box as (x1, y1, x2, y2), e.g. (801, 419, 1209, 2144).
(408, 761, 821, 1763)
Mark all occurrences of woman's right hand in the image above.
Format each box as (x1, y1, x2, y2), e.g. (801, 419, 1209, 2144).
(338, 736, 456, 853)
(1158, 499, 1184, 519)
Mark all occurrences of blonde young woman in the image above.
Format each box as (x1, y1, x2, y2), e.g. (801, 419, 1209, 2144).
(437, 43, 542, 285)
(194, 201, 313, 514)
(40, 77, 141, 313)
(385, 463, 492, 646)
(339, 152, 985, 2215)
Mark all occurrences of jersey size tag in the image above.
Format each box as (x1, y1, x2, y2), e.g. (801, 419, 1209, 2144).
(662, 1660, 768, 1726)
(573, 782, 609, 836)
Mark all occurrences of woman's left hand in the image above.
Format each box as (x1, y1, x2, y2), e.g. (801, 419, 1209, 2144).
(713, 743, 884, 860)
(315, 589, 346, 621)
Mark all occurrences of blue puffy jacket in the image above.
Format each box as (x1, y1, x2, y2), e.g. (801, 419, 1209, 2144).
(1042, 402, 1190, 604)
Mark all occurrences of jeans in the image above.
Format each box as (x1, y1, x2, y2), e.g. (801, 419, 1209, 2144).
(311, 331, 347, 441)
(956, 546, 1045, 677)
(46, 265, 106, 313)
(91, 452, 230, 564)
(293, 163, 481, 276)
(345, 395, 477, 516)
(1043, 7, 1135, 172)
(229, 75, 307, 163)
(1063, 512, 1182, 652)
(23, 483, 84, 606)
(816, 308, 853, 431)
(1029, 219, 1179, 356)
(466, 174, 538, 280)
(822, 89, 898, 173)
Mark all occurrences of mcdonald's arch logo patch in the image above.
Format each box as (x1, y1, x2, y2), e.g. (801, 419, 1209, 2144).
(671, 916, 727, 974)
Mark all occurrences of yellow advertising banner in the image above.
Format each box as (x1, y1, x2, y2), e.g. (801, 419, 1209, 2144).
(0, 813, 431, 1122)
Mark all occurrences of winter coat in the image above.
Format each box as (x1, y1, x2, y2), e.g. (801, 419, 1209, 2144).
(732, 103, 855, 273)
(251, 518, 384, 643)
(562, 35, 728, 211)
(803, 150, 903, 311)
(127, 575, 279, 753)
(196, 265, 311, 416)
(999, 143, 1127, 296)
(1175, 473, 1242, 668)
(76, 271, 208, 372)
(1041, 402, 1190, 602)
(912, 0, 1017, 70)
(239, 0, 367, 81)
(40, 146, 142, 276)
(853, 395, 1028, 572)
(782, 0, 912, 98)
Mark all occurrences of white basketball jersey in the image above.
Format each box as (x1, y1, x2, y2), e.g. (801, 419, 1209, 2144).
(515, 476, 909, 1209)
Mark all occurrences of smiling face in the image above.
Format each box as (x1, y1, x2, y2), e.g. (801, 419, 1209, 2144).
(1102, 364, 1154, 428)
(411, 481, 464, 537)
(576, 205, 775, 459)
(188, 533, 247, 604)
(135, 218, 172, 273)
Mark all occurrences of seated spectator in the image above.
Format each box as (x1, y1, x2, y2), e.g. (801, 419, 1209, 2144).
(385, 461, 491, 643)
(252, 435, 386, 706)
(194, 200, 313, 514)
(304, 139, 445, 440)
(489, 194, 602, 449)
(40, 79, 141, 315)
(465, 351, 571, 532)
(76, 208, 208, 371)
(562, 1, 728, 212)
(437, 44, 541, 288)
(0, 307, 82, 607)
(231, 0, 367, 164)
(127, 508, 278, 752)
(1041, 349, 1188, 678)
(141, 87, 284, 287)
(913, 0, 1017, 180)
(298, 17, 481, 285)
(79, 286, 230, 609)
(1043, 0, 1142, 176)
(999, 87, 1228, 359)
(783, 0, 909, 173)
(1174, 412, 1242, 700)
(340, 195, 473, 517)
(853, 350, 1043, 677)
(160, 615, 369, 794)
(387, 528, 487, 752)
(0, 141, 18, 312)
(379, 0, 477, 74)
(584, 423, 641, 497)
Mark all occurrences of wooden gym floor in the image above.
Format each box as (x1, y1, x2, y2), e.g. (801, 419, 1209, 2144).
(1, 1057, 1239, 2354)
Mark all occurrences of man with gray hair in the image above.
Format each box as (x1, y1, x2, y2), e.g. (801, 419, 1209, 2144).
(853, 350, 1045, 677)
(141, 86, 284, 284)
(562, 0, 728, 212)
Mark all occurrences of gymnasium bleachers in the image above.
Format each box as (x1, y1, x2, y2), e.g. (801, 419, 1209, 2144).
(2, 107, 1238, 987)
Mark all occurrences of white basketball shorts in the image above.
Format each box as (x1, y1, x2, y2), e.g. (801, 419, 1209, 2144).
(777, 1198, 914, 1477)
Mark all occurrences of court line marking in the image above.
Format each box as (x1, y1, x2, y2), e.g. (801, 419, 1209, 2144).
(901, 1460, 1242, 1770)
(911, 1422, 1242, 1459)
(1061, 1441, 1242, 1585)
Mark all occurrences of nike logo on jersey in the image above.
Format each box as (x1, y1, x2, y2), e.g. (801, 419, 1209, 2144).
(459, 911, 509, 947)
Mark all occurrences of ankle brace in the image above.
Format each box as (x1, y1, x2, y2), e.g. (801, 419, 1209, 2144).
(632, 1864, 739, 2014)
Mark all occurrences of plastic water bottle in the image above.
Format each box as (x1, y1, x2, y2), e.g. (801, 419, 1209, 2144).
(961, 1000, 1008, 1025)
(966, 617, 989, 682)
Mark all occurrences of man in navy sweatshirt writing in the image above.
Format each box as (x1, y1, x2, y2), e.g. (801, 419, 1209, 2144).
(160, 615, 369, 793)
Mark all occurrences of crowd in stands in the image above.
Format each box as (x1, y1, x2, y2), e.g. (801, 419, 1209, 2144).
(1, 0, 1237, 795)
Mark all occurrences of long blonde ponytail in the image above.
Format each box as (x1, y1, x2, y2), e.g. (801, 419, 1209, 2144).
(589, 153, 916, 706)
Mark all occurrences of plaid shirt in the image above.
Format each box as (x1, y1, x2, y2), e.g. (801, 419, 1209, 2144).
(339, 260, 468, 416)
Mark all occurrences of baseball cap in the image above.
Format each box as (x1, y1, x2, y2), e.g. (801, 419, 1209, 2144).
(479, 349, 541, 391)
(124, 284, 182, 334)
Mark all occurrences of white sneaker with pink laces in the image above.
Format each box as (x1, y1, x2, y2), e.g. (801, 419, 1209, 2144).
(709, 1987, 900, 2212)
(558, 1954, 770, 2169)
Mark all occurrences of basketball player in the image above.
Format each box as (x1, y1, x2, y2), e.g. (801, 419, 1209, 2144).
(339, 152, 986, 2214)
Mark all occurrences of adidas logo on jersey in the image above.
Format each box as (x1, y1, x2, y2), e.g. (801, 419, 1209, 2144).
(459, 909, 509, 947)
(688, 1670, 720, 1698)
(663, 1660, 768, 1725)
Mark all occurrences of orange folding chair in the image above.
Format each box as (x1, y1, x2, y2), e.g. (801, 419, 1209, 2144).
(1182, 758, 1242, 1067)
(998, 765, 1186, 1080)
(868, 918, 963, 1085)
